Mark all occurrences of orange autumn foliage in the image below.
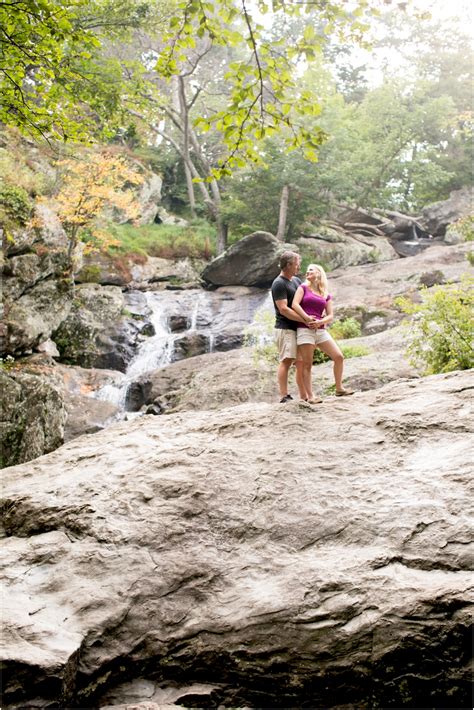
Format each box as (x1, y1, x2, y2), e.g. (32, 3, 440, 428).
(36, 152, 144, 267)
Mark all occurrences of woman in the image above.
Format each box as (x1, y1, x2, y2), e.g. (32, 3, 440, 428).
(292, 263, 354, 402)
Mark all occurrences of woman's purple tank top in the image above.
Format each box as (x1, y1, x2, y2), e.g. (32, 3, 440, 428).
(297, 284, 332, 329)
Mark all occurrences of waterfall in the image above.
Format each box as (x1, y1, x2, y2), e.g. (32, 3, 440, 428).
(93, 287, 271, 412)
(93, 291, 176, 408)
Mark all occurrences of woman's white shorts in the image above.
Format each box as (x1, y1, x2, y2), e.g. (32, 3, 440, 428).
(296, 327, 332, 346)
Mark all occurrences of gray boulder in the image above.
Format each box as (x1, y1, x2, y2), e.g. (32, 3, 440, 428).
(421, 187, 473, 237)
(136, 173, 163, 225)
(0, 367, 66, 468)
(3, 278, 73, 355)
(53, 284, 150, 372)
(201, 231, 296, 287)
(1, 372, 472, 708)
(1, 205, 75, 356)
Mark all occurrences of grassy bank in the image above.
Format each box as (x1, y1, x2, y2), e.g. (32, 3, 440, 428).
(103, 220, 216, 260)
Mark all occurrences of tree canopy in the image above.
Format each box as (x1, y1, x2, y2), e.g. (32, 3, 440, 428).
(1, 0, 386, 156)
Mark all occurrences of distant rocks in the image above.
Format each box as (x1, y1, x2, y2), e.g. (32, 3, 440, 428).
(421, 186, 473, 237)
(297, 227, 397, 270)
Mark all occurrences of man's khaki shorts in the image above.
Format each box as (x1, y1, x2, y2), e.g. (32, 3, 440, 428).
(275, 328, 297, 361)
(296, 327, 332, 346)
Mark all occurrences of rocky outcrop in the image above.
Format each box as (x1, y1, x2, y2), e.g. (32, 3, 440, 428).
(1, 204, 75, 356)
(0, 365, 66, 468)
(76, 253, 203, 290)
(421, 187, 473, 237)
(297, 226, 397, 270)
(3, 277, 73, 355)
(329, 242, 471, 310)
(201, 231, 296, 287)
(1, 372, 472, 709)
(54, 363, 123, 441)
(52, 284, 152, 372)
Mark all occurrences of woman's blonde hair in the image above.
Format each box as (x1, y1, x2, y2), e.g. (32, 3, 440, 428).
(306, 263, 329, 296)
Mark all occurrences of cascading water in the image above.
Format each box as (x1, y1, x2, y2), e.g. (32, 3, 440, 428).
(93, 286, 271, 413)
(93, 291, 179, 409)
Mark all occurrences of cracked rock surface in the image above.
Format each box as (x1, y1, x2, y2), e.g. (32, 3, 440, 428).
(1, 370, 473, 708)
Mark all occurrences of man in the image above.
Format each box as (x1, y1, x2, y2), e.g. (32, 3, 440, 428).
(271, 251, 316, 402)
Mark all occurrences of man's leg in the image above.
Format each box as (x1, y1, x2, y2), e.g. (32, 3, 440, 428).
(278, 358, 293, 397)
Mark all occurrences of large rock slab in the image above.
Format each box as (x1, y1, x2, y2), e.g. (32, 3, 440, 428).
(1, 372, 472, 709)
(201, 231, 296, 287)
(329, 242, 472, 309)
(134, 324, 418, 414)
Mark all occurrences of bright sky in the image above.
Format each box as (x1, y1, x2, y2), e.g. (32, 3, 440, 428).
(359, 0, 474, 86)
(416, 0, 473, 27)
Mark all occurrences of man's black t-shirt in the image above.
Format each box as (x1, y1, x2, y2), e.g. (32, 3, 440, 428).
(271, 275, 302, 330)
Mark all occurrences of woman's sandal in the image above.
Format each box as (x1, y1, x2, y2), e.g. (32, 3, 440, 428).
(307, 396, 323, 404)
(335, 388, 354, 397)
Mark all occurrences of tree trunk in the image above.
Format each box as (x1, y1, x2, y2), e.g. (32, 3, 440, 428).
(276, 184, 290, 241)
(183, 162, 196, 217)
(178, 77, 196, 218)
(216, 218, 228, 255)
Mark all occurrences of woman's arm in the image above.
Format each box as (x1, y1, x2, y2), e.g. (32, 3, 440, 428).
(317, 298, 334, 327)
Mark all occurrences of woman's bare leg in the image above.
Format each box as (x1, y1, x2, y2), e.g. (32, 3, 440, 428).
(297, 344, 315, 399)
(317, 339, 344, 391)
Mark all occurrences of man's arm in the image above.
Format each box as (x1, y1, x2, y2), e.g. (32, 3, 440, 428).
(275, 296, 310, 324)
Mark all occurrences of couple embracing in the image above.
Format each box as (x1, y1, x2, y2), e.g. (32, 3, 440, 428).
(271, 251, 354, 404)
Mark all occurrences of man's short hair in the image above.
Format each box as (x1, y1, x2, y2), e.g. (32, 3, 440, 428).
(279, 251, 299, 270)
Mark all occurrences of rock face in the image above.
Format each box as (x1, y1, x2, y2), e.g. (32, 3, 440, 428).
(1, 205, 74, 356)
(52, 284, 152, 372)
(75, 254, 202, 289)
(1, 371, 472, 709)
(329, 242, 471, 310)
(421, 187, 473, 237)
(0, 366, 66, 468)
(201, 231, 296, 287)
(297, 228, 397, 270)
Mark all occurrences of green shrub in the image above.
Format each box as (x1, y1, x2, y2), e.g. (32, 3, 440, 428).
(313, 342, 370, 364)
(340, 344, 370, 358)
(367, 248, 380, 263)
(0, 183, 32, 225)
(0, 355, 16, 371)
(446, 215, 474, 242)
(395, 276, 474, 374)
(330, 317, 361, 339)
